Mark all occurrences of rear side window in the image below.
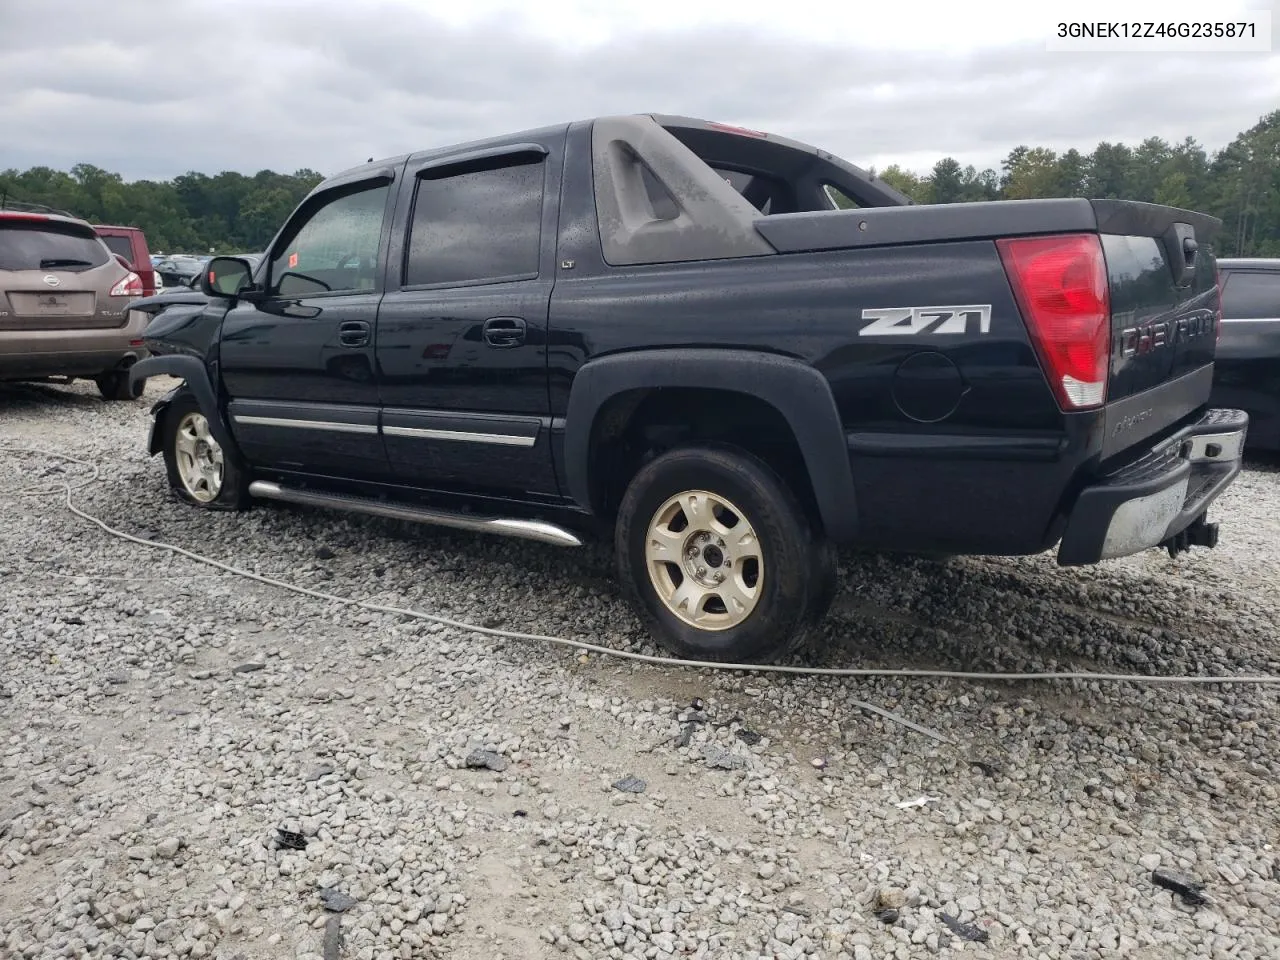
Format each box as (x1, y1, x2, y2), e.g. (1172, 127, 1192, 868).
(99, 235, 134, 263)
(1221, 271, 1280, 320)
(404, 154, 544, 287)
(0, 223, 110, 272)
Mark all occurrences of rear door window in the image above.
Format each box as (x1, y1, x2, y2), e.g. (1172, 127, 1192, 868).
(404, 153, 545, 287)
(1220, 271, 1280, 320)
(0, 223, 110, 272)
(99, 235, 135, 263)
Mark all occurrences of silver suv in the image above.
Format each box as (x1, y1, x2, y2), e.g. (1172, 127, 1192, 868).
(0, 210, 149, 400)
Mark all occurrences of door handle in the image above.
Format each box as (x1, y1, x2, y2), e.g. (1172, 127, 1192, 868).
(339, 320, 370, 347)
(482, 316, 526, 348)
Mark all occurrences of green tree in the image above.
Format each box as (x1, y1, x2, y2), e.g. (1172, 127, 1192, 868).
(1085, 142, 1133, 198)
(1154, 171, 1192, 210)
(876, 164, 927, 203)
(1003, 148, 1060, 200)
(925, 157, 966, 204)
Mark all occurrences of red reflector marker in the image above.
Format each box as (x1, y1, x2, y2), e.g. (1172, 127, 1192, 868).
(996, 233, 1111, 411)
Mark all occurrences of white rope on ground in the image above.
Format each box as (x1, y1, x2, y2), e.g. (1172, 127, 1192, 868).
(3, 443, 1278, 748)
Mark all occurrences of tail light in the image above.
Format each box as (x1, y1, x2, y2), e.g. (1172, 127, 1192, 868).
(996, 233, 1111, 411)
(109, 272, 143, 298)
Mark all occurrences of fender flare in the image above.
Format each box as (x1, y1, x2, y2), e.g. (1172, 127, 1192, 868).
(130, 355, 236, 454)
(563, 349, 858, 541)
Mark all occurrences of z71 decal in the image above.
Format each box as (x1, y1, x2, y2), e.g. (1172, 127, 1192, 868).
(859, 304, 993, 336)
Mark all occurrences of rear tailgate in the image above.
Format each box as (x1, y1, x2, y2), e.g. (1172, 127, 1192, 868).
(1092, 200, 1222, 459)
(0, 218, 131, 331)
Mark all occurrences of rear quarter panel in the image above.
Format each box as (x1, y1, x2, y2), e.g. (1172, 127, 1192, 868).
(548, 236, 1089, 552)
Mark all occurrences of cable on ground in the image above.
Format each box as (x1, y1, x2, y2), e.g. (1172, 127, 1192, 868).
(5, 444, 1280, 746)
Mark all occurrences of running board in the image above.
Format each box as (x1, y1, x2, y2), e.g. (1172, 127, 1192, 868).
(247, 481, 583, 548)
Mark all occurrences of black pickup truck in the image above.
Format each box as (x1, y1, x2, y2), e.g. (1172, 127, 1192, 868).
(128, 113, 1247, 663)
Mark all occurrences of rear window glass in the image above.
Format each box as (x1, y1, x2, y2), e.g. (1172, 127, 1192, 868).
(711, 166, 795, 215)
(1221, 271, 1280, 321)
(0, 223, 110, 272)
(99, 235, 134, 263)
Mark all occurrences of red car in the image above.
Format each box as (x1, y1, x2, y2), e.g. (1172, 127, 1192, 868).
(94, 225, 158, 296)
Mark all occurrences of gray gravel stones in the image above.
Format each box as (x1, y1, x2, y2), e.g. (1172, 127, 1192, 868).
(702, 743, 749, 770)
(463, 749, 509, 772)
(1, 378, 1279, 960)
(611, 774, 646, 793)
(318, 888, 358, 913)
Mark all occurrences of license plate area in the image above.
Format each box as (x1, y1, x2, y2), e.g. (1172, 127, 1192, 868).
(9, 291, 96, 316)
(37, 294, 72, 315)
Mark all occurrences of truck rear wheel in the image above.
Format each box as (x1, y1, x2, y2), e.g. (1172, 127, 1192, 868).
(615, 445, 832, 664)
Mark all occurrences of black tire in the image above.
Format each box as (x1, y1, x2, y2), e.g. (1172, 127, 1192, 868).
(615, 445, 832, 664)
(160, 394, 248, 510)
(805, 536, 840, 627)
(95, 370, 144, 401)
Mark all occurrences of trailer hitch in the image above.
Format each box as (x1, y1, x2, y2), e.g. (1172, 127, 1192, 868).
(1163, 515, 1219, 558)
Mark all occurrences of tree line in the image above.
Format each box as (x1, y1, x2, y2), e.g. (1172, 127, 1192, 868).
(857, 110, 1280, 258)
(2, 110, 1276, 257)
(0, 166, 324, 254)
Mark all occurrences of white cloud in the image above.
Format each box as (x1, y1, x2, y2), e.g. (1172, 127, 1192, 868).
(0, 0, 1275, 180)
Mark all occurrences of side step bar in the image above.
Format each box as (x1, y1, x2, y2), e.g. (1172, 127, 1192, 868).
(247, 481, 583, 548)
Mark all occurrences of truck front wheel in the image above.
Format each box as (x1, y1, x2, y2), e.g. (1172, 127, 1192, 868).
(161, 396, 248, 510)
(615, 445, 833, 664)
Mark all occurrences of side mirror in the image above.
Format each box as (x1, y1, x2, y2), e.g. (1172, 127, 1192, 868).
(201, 256, 256, 299)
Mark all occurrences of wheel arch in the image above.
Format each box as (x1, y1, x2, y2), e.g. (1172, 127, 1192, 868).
(563, 349, 858, 541)
(131, 355, 237, 455)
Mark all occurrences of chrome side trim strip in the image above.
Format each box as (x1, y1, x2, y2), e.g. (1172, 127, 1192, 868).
(232, 415, 378, 435)
(382, 424, 537, 447)
(248, 481, 582, 547)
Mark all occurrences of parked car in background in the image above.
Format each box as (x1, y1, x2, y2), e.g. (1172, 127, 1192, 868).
(1210, 258, 1279, 452)
(155, 255, 208, 288)
(94, 225, 158, 296)
(0, 210, 149, 399)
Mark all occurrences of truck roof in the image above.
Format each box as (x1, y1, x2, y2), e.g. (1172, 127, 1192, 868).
(316, 114, 912, 208)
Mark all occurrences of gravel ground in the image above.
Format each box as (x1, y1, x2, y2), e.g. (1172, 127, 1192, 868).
(2, 377, 1279, 960)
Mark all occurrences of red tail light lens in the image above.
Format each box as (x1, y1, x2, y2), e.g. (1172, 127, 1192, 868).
(109, 272, 143, 298)
(996, 233, 1111, 411)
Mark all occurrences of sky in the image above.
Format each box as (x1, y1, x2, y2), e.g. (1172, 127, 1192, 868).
(1, 0, 1277, 182)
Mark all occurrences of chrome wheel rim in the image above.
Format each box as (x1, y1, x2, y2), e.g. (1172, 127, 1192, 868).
(644, 489, 763, 631)
(173, 412, 224, 503)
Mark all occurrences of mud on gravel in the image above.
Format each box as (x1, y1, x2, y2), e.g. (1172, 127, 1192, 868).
(2, 378, 1278, 960)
